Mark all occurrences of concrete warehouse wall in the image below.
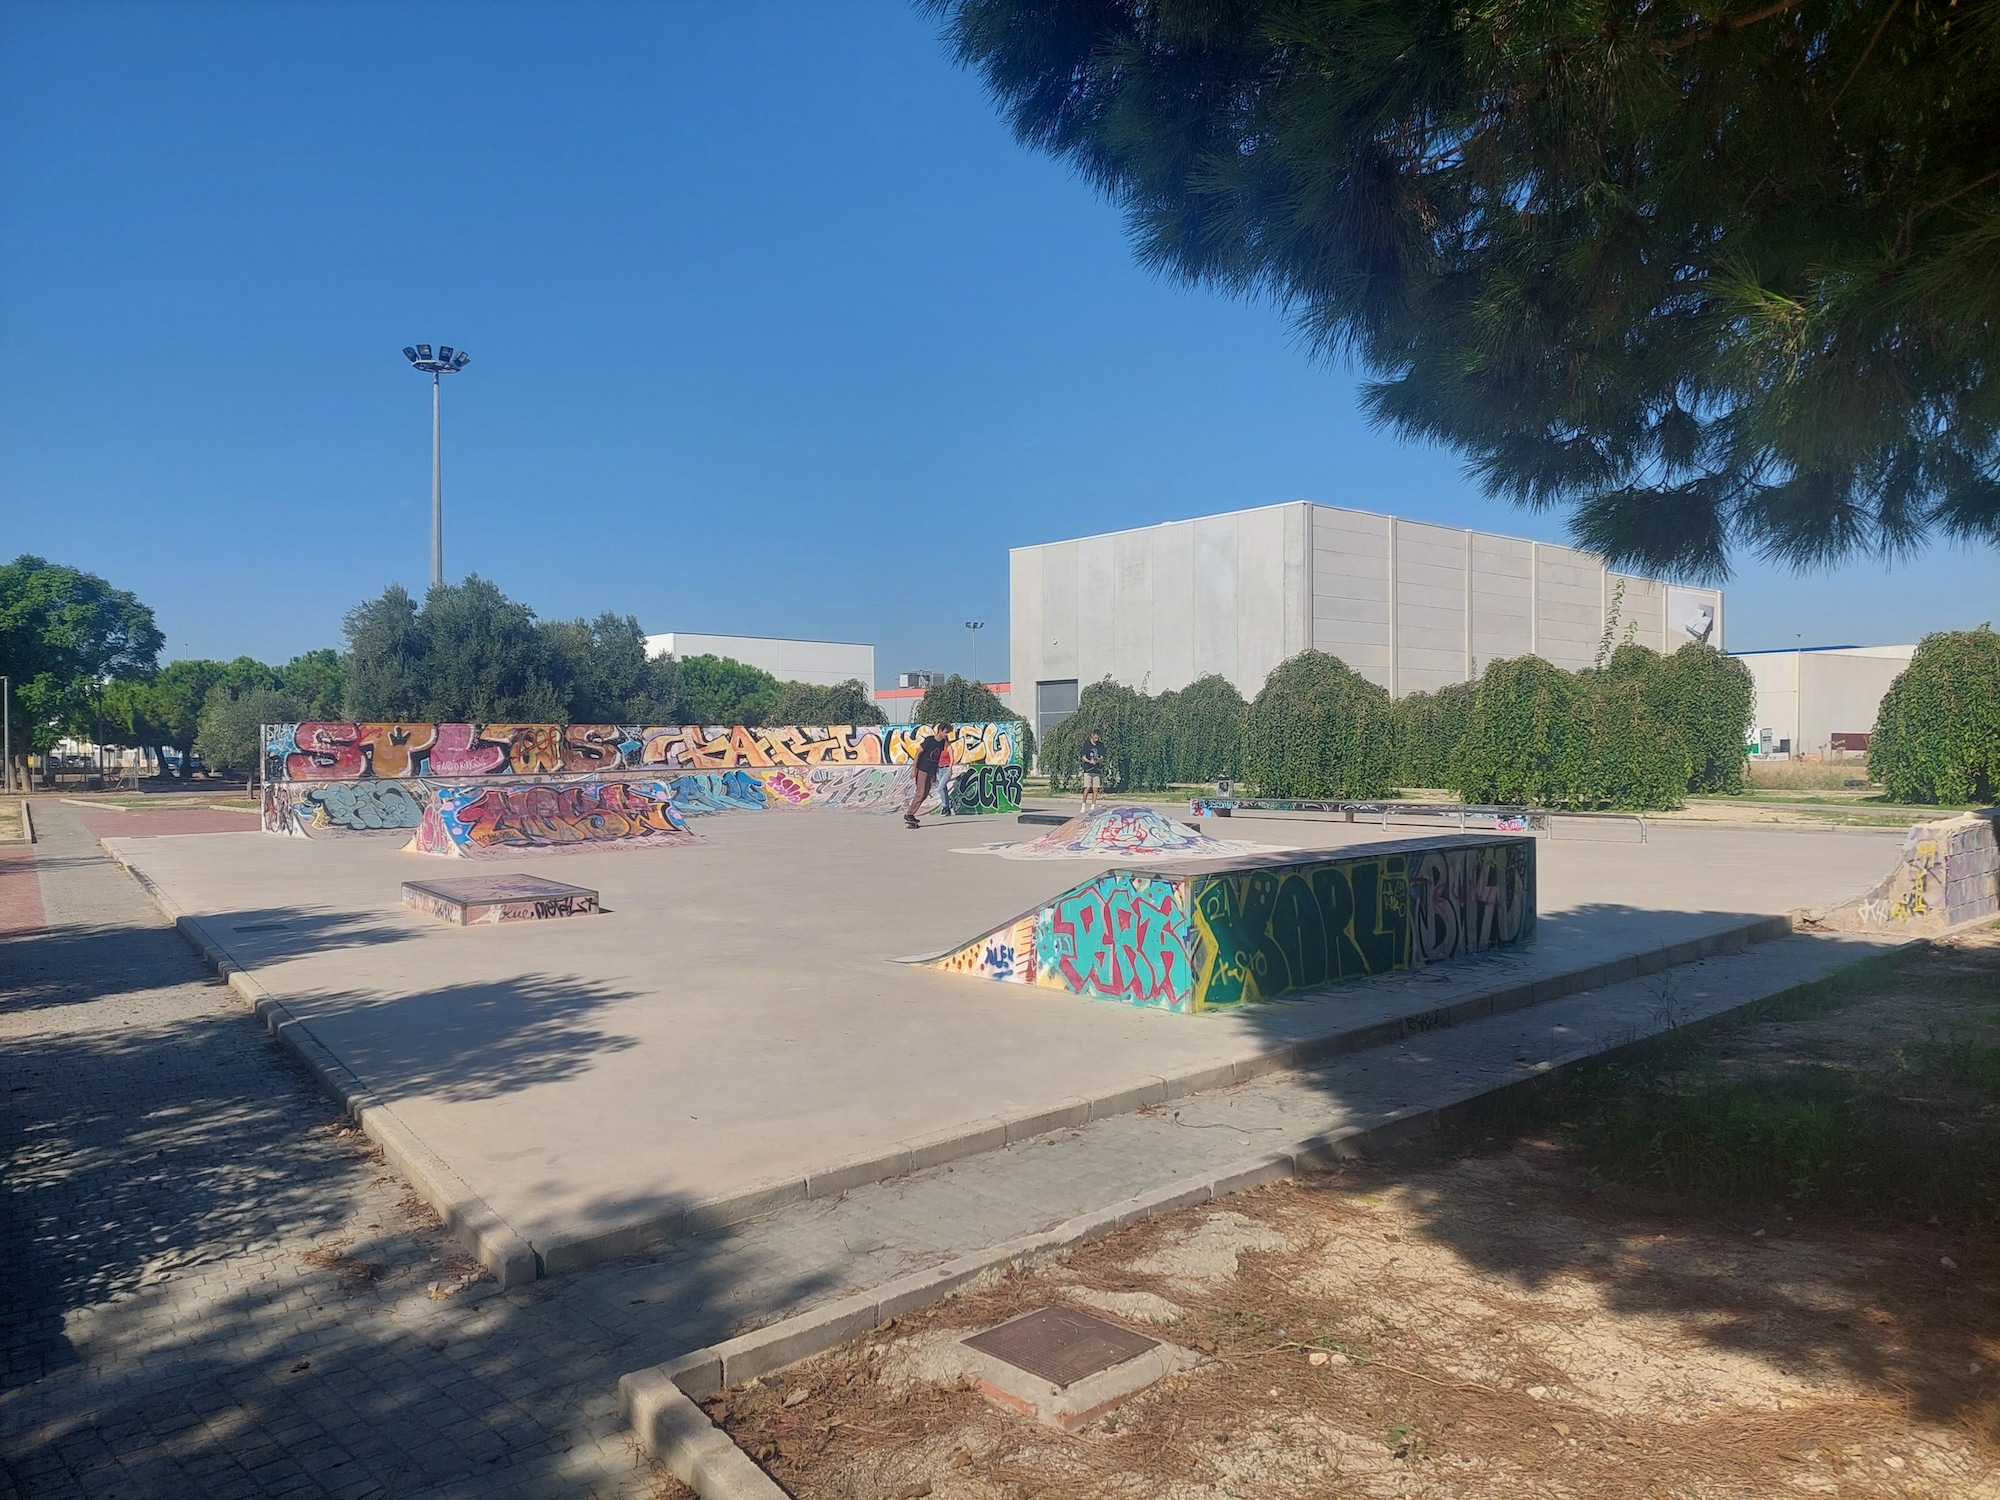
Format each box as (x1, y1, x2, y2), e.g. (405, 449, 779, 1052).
(1735, 645, 1915, 758)
(1010, 502, 1724, 719)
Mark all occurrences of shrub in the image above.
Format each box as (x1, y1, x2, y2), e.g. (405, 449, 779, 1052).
(914, 675, 1033, 763)
(1390, 679, 1476, 791)
(1645, 642, 1754, 793)
(1452, 655, 1587, 805)
(1040, 678, 1167, 792)
(1573, 672, 1691, 810)
(1161, 673, 1246, 784)
(1871, 627, 2000, 804)
(1242, 651, 1394, 798)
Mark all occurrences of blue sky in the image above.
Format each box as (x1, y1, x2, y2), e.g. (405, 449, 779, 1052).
(2, 1, 1991, 685)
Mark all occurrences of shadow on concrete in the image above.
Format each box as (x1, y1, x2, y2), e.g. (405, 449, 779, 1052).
(0, 906, 411, 1014)
(287, 971, 644, 1104)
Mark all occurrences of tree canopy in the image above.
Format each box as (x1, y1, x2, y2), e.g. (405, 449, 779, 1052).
(341, 579, 684, 724)
(929, 0, 2000, 579)
(0, 554, 162, 753)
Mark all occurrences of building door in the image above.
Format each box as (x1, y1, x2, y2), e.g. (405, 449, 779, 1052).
(1036, 679, 1079, 740)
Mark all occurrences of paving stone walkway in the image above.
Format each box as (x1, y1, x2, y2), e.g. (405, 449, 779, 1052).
(0, 802, 679, 1500)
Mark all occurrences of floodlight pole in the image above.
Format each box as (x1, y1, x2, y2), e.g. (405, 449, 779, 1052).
(402, 343, 469, 592)
(430, 372, 443, 590)
(2, 675, 11, 794)
(965, 620, 984, 684)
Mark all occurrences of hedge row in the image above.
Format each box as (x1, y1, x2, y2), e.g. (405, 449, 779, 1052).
(1870, 627, 2000, 804)
(1041, 643, 1754, 811)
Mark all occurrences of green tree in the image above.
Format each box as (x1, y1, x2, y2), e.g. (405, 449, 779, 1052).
(197, 687, 305, 777)
(342, 578, 565, 722)
(148, 660, 231, 776)
(1039, 677, 1168, 792)
(676, 654, 782, 726)
(0, 555, 162, 778)
(1453, 656, 1588, 807)
(98, 676, 173, 774)
(539, 613, 683, 723)
(1242, 651, 1394, 799)
(1870, 627, 2000, 804)
(1644, 643, 1756, 794)
(766, 678, 887, 726)
(277, 649, 346, 719)
(913, 675, 1033, 761)
(930, 1, 2000, 579)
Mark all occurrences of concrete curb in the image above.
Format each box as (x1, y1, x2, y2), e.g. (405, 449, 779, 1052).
(616, 929, 1920, 1497)
(104, 842, 541, 1288)
(540, 911, 1794, 1274)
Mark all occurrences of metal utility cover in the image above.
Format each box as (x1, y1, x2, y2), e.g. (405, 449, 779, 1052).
(962, 1306, 1159, 1389)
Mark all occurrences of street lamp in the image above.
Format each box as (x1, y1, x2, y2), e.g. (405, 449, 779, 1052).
(964, 620, 984, 684)
(401, 343, 471, 588)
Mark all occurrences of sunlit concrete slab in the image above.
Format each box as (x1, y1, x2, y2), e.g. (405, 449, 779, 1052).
(103, 811, 1905, 1278)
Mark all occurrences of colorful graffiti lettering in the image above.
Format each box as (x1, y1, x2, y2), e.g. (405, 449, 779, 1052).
(936, 914, 1038, 984)
(1408, 844, 1535, 962)
(1190, 856, 1415, 1007)
(946, 764, 1025, 815)
(415, 781, 693, 857)
(429, 722, 510, 777)
(305, 780, 428, 832)
(932, 838, 1537, 1010)
(1032, 871, 1196, 1010)
(265, 721, 1023, 784)
(664, 770, 769, 815)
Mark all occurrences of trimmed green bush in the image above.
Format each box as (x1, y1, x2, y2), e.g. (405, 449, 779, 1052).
(1453, 655, 1587, 805)
(1390, 679, 1477, 791)
(1455, 653, 1688, 809)
(1870, 627, 2000, 804)
(1242, 651, 1394, 799)
(1040, 678, 1167, 792)
(1160, 673, 1247, 784)
(1640, 642, 1754, 793)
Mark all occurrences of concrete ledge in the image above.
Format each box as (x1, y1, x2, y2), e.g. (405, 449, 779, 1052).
(618, 927, 1919, 1497)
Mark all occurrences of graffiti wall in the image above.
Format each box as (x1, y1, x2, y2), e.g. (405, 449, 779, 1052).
(265, 721, 1022, 784)
(929, 836, 1537, 1013)
(1811, 811, 2000, 935)
(261, 721, 1024, 843)
(409, 781, 695, 858)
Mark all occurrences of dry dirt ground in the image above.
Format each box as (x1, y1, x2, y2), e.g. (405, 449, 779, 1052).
(704, 932, 2000, 1500)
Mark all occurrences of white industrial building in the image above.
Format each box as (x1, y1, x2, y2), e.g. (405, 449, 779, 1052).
(644, 632, 874, 689)
(1009, 502, 1725, 737)
(1733, 644, 1915, 760)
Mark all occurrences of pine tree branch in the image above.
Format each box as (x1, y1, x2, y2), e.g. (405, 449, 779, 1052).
(1656, 0, 1813, 55)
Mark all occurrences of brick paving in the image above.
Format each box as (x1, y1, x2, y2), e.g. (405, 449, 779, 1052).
(63, 805, 263, 840)
(0, 802, 682, 1500)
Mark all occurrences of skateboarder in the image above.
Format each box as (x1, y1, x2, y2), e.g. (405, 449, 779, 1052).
(935, 727, 955, 817)
(906, 723, 951, 828)
(1080, 731, 1105, 813)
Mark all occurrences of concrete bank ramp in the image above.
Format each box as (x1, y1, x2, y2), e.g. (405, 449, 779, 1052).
(1800, 809, 1999, 935)
(912, 833, 1536, 1013)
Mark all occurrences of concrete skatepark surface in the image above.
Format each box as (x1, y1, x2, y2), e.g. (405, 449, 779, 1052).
(104, 812, 1909, 1279)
